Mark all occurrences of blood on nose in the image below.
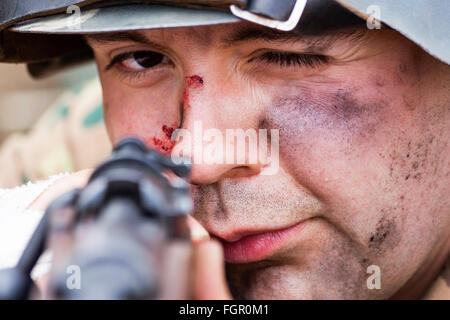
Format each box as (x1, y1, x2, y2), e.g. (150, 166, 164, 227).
(183, 75, 204, 110)
(150, 76, 203, 153)
(148, 124, 177, 153)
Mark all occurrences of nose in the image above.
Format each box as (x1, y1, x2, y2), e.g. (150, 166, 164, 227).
(174, 73, 266, 185)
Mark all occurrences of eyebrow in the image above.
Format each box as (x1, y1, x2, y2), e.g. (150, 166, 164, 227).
(84, 32, 167, 52)
(222, 27, 308, 45)
(220, 26, 363, 52)
(84, 25, 366, 54)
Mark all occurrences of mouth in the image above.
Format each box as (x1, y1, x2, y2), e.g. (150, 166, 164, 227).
(214, 221, 307, 264)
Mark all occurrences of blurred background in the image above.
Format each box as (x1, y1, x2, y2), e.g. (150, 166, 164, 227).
(0, 63, 96, 140)
(0, 62, 111, 187)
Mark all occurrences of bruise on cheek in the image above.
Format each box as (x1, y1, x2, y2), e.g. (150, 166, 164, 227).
(264, 86, 385, 153)
(259, 85, 389, 206)
(183, 75, 204, 110)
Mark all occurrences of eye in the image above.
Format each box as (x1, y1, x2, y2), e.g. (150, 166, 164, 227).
(251, 51, 329, 68)
(107, 51, 170, 71)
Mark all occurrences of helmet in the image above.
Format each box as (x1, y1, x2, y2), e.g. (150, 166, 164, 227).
(0, 0, 448, 78)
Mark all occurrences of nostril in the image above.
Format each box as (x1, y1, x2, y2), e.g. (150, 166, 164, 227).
(227, 166, 260, 179)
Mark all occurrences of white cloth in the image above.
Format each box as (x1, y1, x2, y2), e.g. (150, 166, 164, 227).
(0, 173, 68, 270)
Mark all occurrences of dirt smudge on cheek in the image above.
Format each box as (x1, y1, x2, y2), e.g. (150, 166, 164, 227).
(183, 75, 204, 110)
(368, 214, 401, 252)
(387, 134, 439, 183)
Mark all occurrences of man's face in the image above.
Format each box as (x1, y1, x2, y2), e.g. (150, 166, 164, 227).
(86, 21, 450, 299)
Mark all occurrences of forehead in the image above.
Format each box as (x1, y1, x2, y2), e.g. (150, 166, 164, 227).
(85, 21, 288, 42)
(129, 21, 271, 45)
(85, 20, 368, 54)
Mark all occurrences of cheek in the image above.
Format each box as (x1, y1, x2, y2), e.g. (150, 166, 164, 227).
(261, 50, 429, 188)
(102, 82, 181, 153)
(265, 81, 389, 180)
(263, 77, 412, 247)
(263, 62, 446, 258)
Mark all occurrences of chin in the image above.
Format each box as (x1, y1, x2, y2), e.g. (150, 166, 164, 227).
(226, 251, 374, 300)
(226, 264, 320, 300)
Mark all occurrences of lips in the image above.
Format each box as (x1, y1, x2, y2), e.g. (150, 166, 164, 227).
(215, 221, 306, 264)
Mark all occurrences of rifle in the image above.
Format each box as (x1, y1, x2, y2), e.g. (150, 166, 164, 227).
(0, 137, 193, 299)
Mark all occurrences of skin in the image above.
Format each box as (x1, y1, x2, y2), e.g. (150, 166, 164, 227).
(81, 21, 450, 299)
